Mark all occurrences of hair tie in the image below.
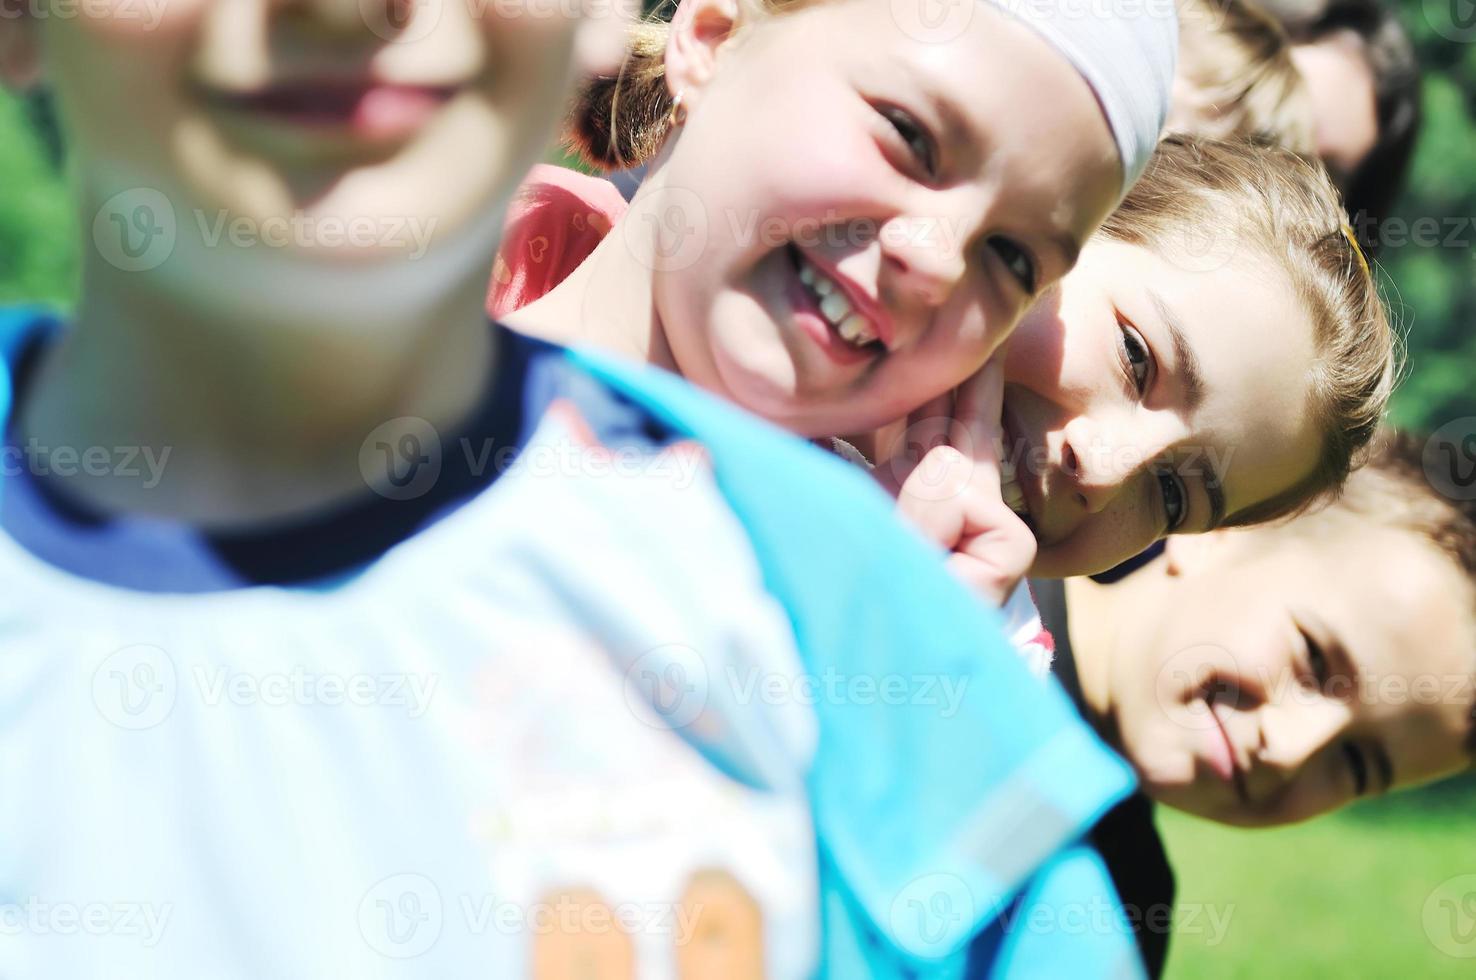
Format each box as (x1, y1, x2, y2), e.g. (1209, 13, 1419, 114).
(1342, 223, 1371, 278)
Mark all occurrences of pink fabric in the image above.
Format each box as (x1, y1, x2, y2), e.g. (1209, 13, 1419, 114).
(487, 164, 629, 318)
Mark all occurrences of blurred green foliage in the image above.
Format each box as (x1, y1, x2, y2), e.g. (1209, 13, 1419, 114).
(1382, 0, 1476, 432)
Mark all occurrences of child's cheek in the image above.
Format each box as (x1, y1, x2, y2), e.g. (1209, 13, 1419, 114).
(39, 15, 195, 162)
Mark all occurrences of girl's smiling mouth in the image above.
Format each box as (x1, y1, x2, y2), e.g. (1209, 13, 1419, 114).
(784, 244, 889, 366)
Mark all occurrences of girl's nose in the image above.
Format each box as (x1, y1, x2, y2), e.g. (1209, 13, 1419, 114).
(1060, 416, 1138, 514)
(1256, 698, 1351, 783)
(879, 213, 967, 309)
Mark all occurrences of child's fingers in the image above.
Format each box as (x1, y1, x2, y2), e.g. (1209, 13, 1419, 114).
(947, 487, 1037, 607)
(873, 390, 956, 497)
(949, 356, 1005, 466)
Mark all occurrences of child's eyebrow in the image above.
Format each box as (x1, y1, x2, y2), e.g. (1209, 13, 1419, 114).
(1148, 289, 1206, 413)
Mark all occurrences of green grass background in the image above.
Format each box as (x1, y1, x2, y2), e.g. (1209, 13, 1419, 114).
(4, 5, 1476, 970)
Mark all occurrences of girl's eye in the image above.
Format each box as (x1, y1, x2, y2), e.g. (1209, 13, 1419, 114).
(1342, 742, 1369, 796)
(1120, 322, 1152, 394)
(989, 237, 1038, 294)
(878, 105, 938, 178)
(1157, 468, 1186, 532)
(1304, 633, 1331, 685)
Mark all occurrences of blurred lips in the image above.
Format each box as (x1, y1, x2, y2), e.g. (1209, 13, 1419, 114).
(201, 81, 461, 142)
(1206, 697, 1249, 804)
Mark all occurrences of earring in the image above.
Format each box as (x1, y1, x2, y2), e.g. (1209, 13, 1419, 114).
(669, 90, 687, 129)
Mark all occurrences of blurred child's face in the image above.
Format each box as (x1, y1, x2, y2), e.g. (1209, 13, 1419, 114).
(649, 0, 1122, 437)
(13, 0, 609, 271)
(1099, 521, 1476, 828)
(1290, 30, 1378, 189)
(1001, 238, 1325, 578)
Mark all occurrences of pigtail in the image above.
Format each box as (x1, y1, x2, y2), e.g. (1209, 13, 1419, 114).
(565, 21, 678, 172)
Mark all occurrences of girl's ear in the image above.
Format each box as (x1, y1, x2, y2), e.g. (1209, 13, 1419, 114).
(664, 0, 740, 108)
(0, 11, 43, 90)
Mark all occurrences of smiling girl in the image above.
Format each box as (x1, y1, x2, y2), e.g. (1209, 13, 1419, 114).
(501, 0, 1177, 437)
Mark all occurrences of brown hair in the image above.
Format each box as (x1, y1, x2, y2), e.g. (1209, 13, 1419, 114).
(1171, 0, 1317, 154)
(566, 0, 809, 170)
(1303, 427, 1476, 759)
(1100, 133, 1400, 527)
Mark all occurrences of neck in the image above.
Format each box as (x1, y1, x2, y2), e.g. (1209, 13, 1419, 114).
(504, 176, 677, 374)
(1061, 562, 1170, 748)
(18, 249, 496, 527)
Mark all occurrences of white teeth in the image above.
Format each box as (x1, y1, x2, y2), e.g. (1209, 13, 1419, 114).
(999, 460, 1028, 518)
(819, 291, 852, 324)
(838, 313, 875, 345)
(797, 254, 877, 349)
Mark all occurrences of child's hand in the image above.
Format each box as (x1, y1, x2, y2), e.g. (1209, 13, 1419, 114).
(873, 359, 1036, 607)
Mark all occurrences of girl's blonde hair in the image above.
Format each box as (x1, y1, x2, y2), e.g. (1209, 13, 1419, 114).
(566, 0, 797, 170)
(1101, 133, 1400, 527)
(1173, 0, 1317, 153)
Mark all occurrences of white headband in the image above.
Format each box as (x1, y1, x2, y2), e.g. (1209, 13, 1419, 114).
(981, 0, 1179, 197)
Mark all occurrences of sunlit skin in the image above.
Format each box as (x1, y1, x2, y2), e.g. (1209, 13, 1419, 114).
(998, 238, 1325, 578)
(1291, 29, 1379, 189)
(0, 0, 621, 525)
(1065, 519, 1476, 828)
(509, 0, 1122, 438)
